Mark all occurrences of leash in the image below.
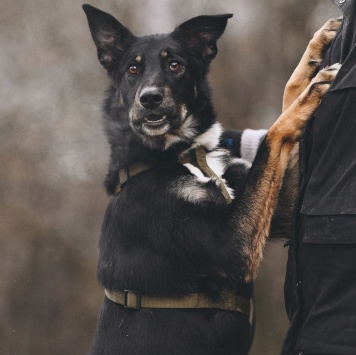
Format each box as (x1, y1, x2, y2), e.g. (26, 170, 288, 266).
(104, 287, 250, 316)
(115, 146, 232, 203)
(180, 146, 232, 203)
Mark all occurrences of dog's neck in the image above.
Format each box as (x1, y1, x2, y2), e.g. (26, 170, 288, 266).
(124, 121, 222, 164)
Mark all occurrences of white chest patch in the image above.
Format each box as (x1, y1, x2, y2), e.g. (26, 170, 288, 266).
(206, 150, 226, 178)
(183, 163, 211, 182)
(194, 122, 222, 151)
(169, 122, 237, 204)
(183, 150, 235, 200)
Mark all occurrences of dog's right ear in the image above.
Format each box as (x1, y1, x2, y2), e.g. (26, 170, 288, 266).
(82, 4, 134, 71)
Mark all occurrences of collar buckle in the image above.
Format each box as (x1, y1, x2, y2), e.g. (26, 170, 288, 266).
(124, 290, 141, 310)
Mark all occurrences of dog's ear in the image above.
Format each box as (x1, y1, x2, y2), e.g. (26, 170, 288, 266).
(172, 14, 233, 63)
(83, 4, 134, 71)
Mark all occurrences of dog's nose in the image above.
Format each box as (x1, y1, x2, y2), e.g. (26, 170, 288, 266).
(139, 87, 163, 109)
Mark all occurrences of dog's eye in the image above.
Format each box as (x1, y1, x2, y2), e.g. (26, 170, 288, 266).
(129, 65, 138, 75)
(169, 61, 180, 72)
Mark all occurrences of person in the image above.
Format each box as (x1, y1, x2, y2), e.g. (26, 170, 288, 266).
(222, 1, 356, 353)
(281, 0, 356, 354)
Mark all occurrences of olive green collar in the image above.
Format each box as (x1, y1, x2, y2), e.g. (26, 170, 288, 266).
(104, 287, 250, 316)
(115, 146, 232, 204)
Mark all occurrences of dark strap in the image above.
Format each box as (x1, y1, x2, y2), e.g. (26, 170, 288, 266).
(115, 162, 152, 194)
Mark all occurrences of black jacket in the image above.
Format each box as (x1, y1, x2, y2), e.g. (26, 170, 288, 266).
(282, 0, 356, 354)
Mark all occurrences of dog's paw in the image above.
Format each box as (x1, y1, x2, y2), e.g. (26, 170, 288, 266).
(304, 63, 341, 101)
(270, 63, 341, 144)
(308, 18, 343, 71)
(282, 18, 342, 112)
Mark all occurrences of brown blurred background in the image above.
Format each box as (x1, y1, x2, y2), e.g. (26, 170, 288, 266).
(0, 1, 340, 354)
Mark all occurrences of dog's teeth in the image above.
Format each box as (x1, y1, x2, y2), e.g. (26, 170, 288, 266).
(145, 115, 167, 123)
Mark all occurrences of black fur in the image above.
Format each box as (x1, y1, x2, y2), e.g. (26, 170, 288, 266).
(83, 5, 255, 354)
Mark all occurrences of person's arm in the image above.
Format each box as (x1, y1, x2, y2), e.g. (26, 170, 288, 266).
(220, 128, 267, 161)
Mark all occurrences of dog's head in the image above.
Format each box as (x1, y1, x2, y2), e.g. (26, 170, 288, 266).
(83, 5, 232, 150)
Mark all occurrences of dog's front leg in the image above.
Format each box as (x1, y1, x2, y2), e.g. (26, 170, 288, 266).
(269, 143, 298, 239)
(269, 18, 342, 239)
(232, 64, 340, 282)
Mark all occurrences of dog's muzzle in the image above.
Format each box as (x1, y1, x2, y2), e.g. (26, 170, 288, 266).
(130, 86, 182, 136)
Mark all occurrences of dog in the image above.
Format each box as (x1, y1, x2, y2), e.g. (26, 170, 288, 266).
(82, 5, 340, 354)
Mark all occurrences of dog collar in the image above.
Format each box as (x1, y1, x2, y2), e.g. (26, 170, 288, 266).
(115, 146, 232, 204)
(115, 162, 152, 194)
(104, 287, 250, 316)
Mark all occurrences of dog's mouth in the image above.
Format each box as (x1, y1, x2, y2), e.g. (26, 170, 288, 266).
(144, 114, 168, 127)
(141, 114, 170, 136)
(133, 113, 181, 136)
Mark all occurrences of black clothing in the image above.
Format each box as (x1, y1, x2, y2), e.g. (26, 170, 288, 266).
(282, 1, 356, 354)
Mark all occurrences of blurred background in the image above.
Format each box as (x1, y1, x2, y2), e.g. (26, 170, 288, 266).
(0, 1, 340, 354)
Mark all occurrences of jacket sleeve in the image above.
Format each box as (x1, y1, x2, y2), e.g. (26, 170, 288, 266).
(220, 128, 267, 162)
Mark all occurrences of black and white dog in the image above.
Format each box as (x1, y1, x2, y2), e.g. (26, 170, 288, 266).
(82, 5, 340, 354)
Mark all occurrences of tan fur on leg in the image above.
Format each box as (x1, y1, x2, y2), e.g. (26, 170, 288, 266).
(239, 64, 340, 281)
(268, 18, 342, 241)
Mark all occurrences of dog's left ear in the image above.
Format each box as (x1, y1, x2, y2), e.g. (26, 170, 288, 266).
(172, 14, 233, 63)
